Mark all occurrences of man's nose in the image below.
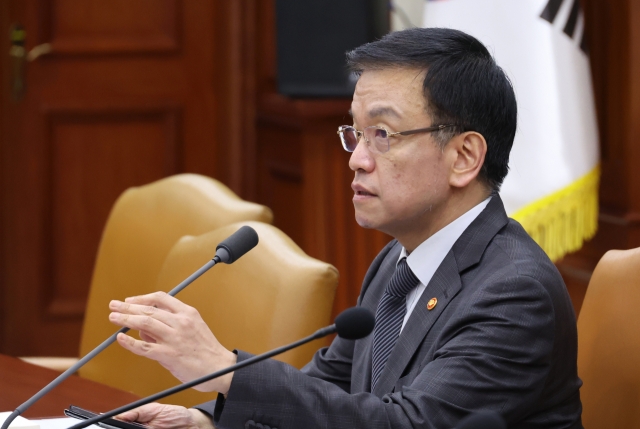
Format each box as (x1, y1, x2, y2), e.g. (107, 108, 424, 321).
(349, 137, 375, 172)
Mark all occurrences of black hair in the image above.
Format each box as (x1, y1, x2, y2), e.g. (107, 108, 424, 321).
(346, 27, 517, 190)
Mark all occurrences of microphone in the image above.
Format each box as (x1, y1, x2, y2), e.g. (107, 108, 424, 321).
(214, 225, 259, 264)
(1, 226, 259, 429)
(454, 411, 507, 429)
(66, 307, 375, 429)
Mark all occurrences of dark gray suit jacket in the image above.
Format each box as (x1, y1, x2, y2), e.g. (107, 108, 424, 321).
(199, 196, 583, 429)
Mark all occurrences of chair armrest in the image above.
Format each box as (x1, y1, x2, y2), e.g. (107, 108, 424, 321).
(19, 356, 79, 372)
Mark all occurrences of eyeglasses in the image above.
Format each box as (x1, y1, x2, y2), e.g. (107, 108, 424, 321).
(337, 124, 454, 154)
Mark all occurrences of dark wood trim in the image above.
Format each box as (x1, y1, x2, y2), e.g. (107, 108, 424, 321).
(0, 0, 8, 353)
(0, 353, 140, 418)
(557, 0, 640, 316)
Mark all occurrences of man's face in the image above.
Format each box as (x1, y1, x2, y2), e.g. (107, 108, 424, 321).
(349, 67, 452, 241)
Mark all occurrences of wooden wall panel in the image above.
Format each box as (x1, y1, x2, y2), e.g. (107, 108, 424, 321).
(213, 0, 258, 198)
(39, 0, 181, 54)
(46, 108, 180, 319)
(257, 123, 304, 247)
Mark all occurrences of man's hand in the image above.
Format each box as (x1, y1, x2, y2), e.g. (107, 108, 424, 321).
(117, 403, 214, 429)
(109, 292, 237, 394)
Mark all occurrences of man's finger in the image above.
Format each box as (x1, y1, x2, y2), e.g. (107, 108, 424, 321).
(117, 403, 164, 423)
(109, 300, 176, 327)
(116, 409, 140, 423)
(110, 312, 174, 341)
(116, 332, 167, 359)
(139, 331, 157, 343)
(123, 291, 188, 313)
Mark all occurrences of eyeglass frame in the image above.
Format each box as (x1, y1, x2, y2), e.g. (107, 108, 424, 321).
(337, 124, 456, 153)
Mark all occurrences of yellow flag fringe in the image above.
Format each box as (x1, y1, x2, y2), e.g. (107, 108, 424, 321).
(511, 166, 600, 262)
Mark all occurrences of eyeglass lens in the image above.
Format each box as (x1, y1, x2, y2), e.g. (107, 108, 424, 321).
(339, 126, 389, 153)
(340, 127, 359, 152)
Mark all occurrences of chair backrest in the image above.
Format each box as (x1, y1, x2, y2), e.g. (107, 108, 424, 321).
(578, 247, 640, 429)
(87, 221, 338, 406)
(78, 174, 272, 378)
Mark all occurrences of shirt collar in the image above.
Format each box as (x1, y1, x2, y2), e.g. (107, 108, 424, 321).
(399, 197, 491, 286)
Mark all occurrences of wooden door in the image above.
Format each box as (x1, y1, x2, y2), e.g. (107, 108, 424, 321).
(0, 0, 253, 356)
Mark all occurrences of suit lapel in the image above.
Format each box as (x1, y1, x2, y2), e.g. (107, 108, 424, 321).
(371, 195, 510, 397)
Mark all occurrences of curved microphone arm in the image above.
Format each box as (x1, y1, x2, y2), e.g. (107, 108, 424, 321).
(67, 326, 336, 429)
(67, 306, 374, 429)
(2, 225, 260, 429)
(1, 256, 221, 429)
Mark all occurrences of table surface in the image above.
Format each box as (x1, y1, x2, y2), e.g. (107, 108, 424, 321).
(0, 354, 140, 418)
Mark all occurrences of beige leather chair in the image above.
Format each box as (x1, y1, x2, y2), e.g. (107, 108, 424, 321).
(81, 221, 338, 406)
(24, 174, 272, 370)
(578, 247, 640, 429)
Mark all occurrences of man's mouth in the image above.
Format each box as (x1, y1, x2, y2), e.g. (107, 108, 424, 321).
(352, 182, 376, 198)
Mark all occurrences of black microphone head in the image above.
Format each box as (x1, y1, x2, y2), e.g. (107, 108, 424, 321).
(454, 411, 506, 429)
(215, 225, 259, 264)
(334, 307, 375, 340)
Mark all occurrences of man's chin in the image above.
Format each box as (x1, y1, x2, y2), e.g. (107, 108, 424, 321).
(354, 215, 374, 229)
(354, 213, 398, 238)
(355, 215, 383, 231)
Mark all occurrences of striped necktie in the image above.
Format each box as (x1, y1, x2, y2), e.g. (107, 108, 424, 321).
(371, 257, 420, 391)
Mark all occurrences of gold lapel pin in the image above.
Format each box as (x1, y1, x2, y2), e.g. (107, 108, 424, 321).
(427, 297, 438, 311)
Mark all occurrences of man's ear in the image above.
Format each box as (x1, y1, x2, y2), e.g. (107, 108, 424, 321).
(447, 131, 487, 188)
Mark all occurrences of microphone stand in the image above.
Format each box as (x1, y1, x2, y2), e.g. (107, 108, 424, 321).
(1, 256, 222, 429)
(67, 325, 337, 429)
(2, 225, 259, 429)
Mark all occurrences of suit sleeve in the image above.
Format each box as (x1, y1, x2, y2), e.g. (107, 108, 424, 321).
(212, 273, 557, 429)
(192, 240, 399, 423)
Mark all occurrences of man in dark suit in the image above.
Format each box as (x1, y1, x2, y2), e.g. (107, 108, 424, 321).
(108, 28, 583, 428)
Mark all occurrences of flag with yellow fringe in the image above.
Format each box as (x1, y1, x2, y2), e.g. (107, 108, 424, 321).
(422, 0, 600, 261)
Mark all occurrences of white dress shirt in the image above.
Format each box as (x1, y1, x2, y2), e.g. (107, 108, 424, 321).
(399, 197, 491, 331)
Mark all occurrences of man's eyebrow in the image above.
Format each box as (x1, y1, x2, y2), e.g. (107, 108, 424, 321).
(368, 107, 401, 119)
(348, 106, 401, 120)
